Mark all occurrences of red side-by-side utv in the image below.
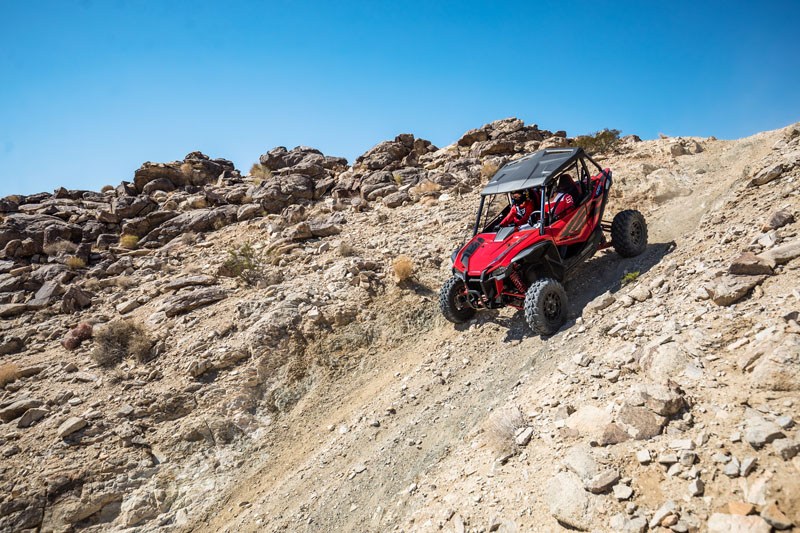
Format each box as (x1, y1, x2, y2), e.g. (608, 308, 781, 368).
(440, 147, 647, 335)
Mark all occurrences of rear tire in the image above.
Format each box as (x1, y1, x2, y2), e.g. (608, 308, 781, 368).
(439, 276, 475, 324)
(611, 210, 648, 257)
(524, 278, 567, 335)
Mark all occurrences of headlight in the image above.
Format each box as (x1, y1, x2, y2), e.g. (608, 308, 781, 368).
(491, 266, 507, 278)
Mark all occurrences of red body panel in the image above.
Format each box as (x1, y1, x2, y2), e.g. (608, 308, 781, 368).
(454, 170, 610, 280)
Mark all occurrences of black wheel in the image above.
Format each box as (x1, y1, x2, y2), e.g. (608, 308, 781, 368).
(439, 276, 475, 324)
(524, 278, 567, 335)
(611, 210, 648, 258)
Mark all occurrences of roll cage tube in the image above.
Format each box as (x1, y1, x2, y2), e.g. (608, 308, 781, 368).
(472, 196, 485, 236)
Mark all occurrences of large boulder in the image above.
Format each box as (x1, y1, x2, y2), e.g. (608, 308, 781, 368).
(141, 206, 239, 245)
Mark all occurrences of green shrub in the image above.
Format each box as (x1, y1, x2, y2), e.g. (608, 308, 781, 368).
(621, 271, 640, 286)
(573, 128, 621, 155)
(221, 242, 264, 285)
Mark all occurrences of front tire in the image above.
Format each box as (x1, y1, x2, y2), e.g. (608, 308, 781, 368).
(611, 210, 648, 257)
(439, 276, 475, 324)
(524, 278, 567, 335)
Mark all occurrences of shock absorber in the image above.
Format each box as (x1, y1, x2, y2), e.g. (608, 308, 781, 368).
(509, 265, 527, 294)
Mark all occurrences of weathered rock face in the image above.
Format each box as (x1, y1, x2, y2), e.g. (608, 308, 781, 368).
(133, 152, 235, 193)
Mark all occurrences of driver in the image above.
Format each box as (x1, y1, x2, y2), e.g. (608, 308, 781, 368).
(500, 190, 534, 227)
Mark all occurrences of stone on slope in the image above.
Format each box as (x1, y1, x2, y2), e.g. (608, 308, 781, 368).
(707, 513, 771, 533)
(545, 471, 592, 531)
(565, 405, 612, 440)
(757, 239, 800, 267)
(760, 502, 794, 530)
(161, 287, 228, 317)
(639, 383, 685, 416)
(617, 404, 666, 439)
(17, 408, 48, 428)
(57, 416, 87, 438)
(563, 444, 598, 481)
(161, 275, 217, 292)
(707, 275, 767, 306)
(0, 399, 43, 422)
(763, 209, 795, 230)
(728, 252, 773, 275)
(748, 163, 784, 186)
(744, 416, 785, 448)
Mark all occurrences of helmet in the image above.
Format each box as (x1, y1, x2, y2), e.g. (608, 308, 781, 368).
(511, 190, 526, 205)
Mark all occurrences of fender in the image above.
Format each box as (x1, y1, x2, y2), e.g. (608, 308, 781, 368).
(508, 240, 565, 281)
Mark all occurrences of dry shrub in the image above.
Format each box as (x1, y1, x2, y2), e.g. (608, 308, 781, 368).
(338, 241, 355, 257)
(0, 363, 19, 387)
(91, 320, 154, 367)
(392, 255, 414, 282)
(65, 256, 86, 269)
(412, 180, 442, 195)
(249, 164, 272, 181)
(119, 234, 139, 249)
(115, 276, 135, 289)
(180, 232, 197, 245)
(484, 406, 526, 454)
(180, 162, 193, 176)
(481, 160, 501, 180)
(43, 240, 78, 256)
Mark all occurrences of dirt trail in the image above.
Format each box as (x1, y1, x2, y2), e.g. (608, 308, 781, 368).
(191, 126, 795, 532)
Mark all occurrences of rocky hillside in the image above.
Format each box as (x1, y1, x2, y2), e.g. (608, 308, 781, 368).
(0, 119, 798, 532)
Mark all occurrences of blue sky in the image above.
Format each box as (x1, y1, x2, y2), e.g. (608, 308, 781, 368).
(1, 0, 798, 196)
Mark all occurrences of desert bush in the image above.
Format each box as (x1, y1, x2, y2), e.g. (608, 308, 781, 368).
(621, 270, 640, 286)
(91, 320, 154, 367)
(392, 255, 414, 282)
(412, 180, 442, 195)
(43, 240, 78, 256)
(180, 162, 193, 177)
(221, 242, 264, 285)
(65, 256, 86, 269)
(338, 241, 355, 257)
(0, 363, 19, 387)
(180, 232, 197, 245)
(119, 234, 139, 249)
(392, 173, 404, 186)
(484, 406, 526, 454)
(573, 128, 621, 155)
(249, 164, 272, 182)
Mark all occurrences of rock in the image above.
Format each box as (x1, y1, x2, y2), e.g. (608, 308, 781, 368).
(628, 286, 651, 302)
(772, 438, 799, 460)
(707, 513, 771, 533)
(758, 239, 800, 267)
(599, 423, 630, 445)
(744, 416, 785, 448)
(161, 287, 228, 317)
(729, 252, 773, 275)
(639, 383, 685, 416)
(382, 191, 410, 208)
(616, 404, 666, 439)
(763, 209, 795, 230)
(609, 514, 647, 533)
(636, 449, 652, 464)
(57, 416, 87, 438)
(28, 279, 65, 308)
(565, 405, 612, 440)
(545, 471, 592, 531)
(309, 222, 342, 237)
(688, 478, 704, 496)
(584, 291, 615, 314)
(727, 501, 755, 515)
(0, 399, 43, 422)
(707, 275, 767, 306)
(0, 303, 29, 318)
(161, 275, 218, 292)
(613, 484, 634, 501)
(584, 470, 620, 494)
(458, 128, 489, 147)
(760, 502, 794, 530)
(514, 427, 534, 446)
(61, 322, 92, 350)
(119, 489, 165, 527)
(61, 286, 92, 313)
(740, 456, 758, 476)
(17, 407, 48, 428)
(638, 341, 690, 383)
(749, 163, 784, 186)
(116, 299, 141, 314)
(649, 500, 678, 528)
(0, 336, 24, 355)
(563, 444, 597, 481)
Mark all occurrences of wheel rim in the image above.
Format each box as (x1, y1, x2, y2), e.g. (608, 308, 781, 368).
(543, 291, 562, 321)
(453, 284, 470, 311)
(630, 222, 643, 245)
